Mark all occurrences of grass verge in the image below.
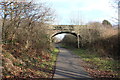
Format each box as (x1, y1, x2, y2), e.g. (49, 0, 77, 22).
(63, 46, 120, 78)
(73, 49, 120, 71)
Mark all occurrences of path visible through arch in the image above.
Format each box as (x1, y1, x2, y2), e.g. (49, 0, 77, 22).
(53, 47, 91, 80)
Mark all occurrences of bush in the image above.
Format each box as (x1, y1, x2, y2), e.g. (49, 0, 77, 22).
(102, 20, 112, 27)
(61, 22, 119, 59)
(62, 34, 77, 47)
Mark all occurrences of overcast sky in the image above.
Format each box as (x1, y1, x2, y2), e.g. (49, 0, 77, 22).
(36, 0, 117, 25)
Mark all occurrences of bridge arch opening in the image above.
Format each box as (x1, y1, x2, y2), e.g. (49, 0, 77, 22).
(51, 32, 81, 48)
(51, 32, 77, 46)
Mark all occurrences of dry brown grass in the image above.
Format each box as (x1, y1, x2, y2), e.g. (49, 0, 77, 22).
(61, 22, 119, 59)
(88, 27, 119, 59)
(100, 27, 118, 39)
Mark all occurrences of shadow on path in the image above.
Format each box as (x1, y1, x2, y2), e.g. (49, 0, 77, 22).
(53, 47, 92, 80)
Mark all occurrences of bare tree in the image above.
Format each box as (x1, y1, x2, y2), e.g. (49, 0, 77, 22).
(69, 11, 85, 25)
(110, 0, 120, 25)
(0, 0, 55, 50)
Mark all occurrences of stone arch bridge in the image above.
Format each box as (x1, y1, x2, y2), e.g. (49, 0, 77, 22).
(47, 25, 90, 48)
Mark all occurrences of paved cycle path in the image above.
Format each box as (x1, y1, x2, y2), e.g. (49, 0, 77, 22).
(53, 47, 91, 80)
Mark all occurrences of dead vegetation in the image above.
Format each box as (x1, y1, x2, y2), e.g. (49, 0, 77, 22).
(0, 0, 57, 79)
(62, 21, 119, 59)
(61, 21, 120, 78)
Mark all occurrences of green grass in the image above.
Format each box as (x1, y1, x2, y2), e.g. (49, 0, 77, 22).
(52, 48, 59, 54)
(60, 44, 75, 49)
(37, 48, 59, 70)
(70, 48, 120, 72)
(44, 48, 59, 68)
(51, 48, 59, 62)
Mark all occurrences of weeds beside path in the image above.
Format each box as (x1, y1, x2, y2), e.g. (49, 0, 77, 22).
(61, 44, 120, 79)
(71, 48, 120, 79)
(2, 46, 59, 79)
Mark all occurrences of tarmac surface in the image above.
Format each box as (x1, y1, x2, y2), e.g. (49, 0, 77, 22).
(53, 47, 91, 80)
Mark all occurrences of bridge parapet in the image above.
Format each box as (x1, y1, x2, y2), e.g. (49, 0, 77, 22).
(48, 25, 88, 31)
